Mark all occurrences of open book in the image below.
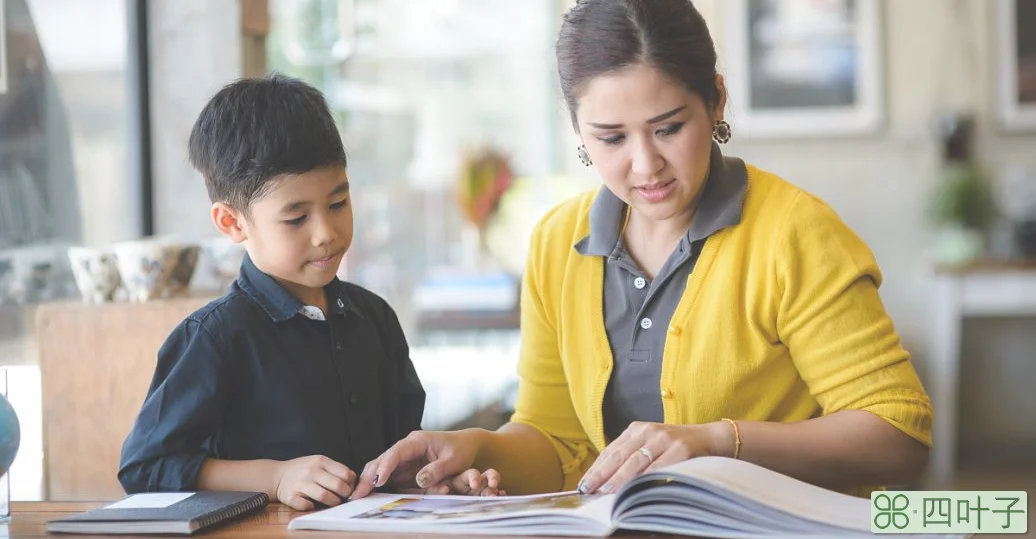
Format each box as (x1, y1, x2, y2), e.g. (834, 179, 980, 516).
(289, 457, 964, 538)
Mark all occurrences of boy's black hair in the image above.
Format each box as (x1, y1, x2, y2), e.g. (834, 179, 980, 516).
(188, 73, 347, 212)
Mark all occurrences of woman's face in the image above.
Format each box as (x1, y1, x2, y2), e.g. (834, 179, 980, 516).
(575, 63, 725, 224)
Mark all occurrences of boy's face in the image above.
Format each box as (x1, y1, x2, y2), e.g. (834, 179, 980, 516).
(217, 166, 353, 306)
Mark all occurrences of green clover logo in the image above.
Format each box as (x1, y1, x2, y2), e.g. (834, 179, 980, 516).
(874, 493, 910, 530)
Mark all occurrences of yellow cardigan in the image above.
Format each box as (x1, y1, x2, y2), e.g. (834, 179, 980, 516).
(510, 164, 934, 493)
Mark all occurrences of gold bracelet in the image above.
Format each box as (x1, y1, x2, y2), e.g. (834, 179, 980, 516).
(721, 418, 742, 460)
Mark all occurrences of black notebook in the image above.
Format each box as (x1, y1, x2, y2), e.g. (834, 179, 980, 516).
(47, 491, 269, 535)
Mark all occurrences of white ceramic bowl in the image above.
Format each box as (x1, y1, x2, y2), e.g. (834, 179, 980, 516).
(111, 239, 176, 302)
(67, 246, 121, 303)
(163, 243, 201, 298)
(0, 242, 74, 305)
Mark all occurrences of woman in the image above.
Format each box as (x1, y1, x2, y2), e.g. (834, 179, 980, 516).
(351, 0, 932, 499)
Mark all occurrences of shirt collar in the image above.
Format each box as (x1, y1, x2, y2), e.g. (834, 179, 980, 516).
(236, 253, 362, 323)
(574, 141, 748, 257)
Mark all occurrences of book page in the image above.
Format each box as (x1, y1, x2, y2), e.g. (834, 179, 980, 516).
(290, 492, 617, 535)
(105, 493, 194, 510)
(634, 457, 869, 528)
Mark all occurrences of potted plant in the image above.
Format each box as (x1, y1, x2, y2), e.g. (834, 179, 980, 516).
(927, 114, 997, 267)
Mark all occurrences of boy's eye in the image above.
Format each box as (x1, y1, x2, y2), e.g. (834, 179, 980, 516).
(330, 198, 348, 210)
(284, 215, 307, 227)
(656, 122, 684, 137)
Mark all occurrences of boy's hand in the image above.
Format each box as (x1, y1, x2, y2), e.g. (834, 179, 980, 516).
(274, 455, 356, 510)
(400, 468, 504, 496)
(449, 468, 505, 496)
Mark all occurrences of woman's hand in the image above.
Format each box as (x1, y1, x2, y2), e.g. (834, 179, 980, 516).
(350, 429, 485, 500)
(577, 421, 730, 494)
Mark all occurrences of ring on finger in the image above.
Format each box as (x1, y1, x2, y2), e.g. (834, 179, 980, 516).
(637, 447, 655, 462)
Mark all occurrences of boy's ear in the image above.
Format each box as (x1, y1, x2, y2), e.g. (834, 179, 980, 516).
(211, 202, 247, 243)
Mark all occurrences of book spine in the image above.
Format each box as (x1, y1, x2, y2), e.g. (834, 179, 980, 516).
(192, 494, 269, 531)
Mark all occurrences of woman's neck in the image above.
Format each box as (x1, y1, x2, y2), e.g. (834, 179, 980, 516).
(622, 207, 696, 279)
(625, 209, 694, 248)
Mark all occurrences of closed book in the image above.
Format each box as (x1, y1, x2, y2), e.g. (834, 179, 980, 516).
(47, 491, 268, 535)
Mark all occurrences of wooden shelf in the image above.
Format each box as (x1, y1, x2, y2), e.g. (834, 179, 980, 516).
(934, 257, 1036, 275)
(36, 294, 216, 500)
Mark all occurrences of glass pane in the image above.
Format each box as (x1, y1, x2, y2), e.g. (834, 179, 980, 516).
(1, 0, 138, 307)
(0, 0, 139, 501)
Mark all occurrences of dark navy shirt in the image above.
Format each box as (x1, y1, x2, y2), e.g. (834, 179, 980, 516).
(118, 254, 425, 493)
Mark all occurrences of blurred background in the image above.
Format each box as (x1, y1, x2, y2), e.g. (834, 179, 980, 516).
(1, 0, 1035, 504)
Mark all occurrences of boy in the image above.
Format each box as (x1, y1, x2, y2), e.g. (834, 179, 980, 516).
(119, 74, 498, 510)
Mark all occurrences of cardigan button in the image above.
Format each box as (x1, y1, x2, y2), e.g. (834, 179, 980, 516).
(668, 324, 682, 336)
(661, 388, 674, 399)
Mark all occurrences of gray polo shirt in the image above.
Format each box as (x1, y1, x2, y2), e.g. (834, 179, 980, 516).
(574, 142, 748, 442)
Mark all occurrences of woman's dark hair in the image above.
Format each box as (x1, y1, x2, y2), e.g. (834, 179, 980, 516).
(556, 0, 719, 130)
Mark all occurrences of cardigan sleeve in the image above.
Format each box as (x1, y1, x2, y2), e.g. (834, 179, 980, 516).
(775, 192, 934, 447)
(509, 215, 596, 492)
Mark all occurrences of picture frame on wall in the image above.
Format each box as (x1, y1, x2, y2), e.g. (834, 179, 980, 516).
(722, 0, 883, 138)
(994, 0, 1036, 132)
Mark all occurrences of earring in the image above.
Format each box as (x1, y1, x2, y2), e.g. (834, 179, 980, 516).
(577, 145, 593, 166)
(713, 120, 732, 144)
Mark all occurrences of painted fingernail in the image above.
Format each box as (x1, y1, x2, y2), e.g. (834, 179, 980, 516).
(372, 473, 380, 487)
(416, 471, 431, 488)
(577, 480, 590, 494)
(600, 483, 614, 493)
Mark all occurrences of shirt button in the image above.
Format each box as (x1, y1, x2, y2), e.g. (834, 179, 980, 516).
(335, 342, 343, 351)
(633, 277, 647, 289)
(668, 324, 682, 336)
(350, 395, 359, 405)
(661, 388, 674, 399)
(640, 317, 653, 330)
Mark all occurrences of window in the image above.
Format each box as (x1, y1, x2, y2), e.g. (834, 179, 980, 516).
(0, 0, 144, 500)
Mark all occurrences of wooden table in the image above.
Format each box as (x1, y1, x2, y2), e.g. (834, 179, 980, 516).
(1, 502, 685, 538)
(4, 502, 299, 538)
(4, 501, 285, 539)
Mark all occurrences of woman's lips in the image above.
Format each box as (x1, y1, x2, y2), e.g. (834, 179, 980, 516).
(635, 179, 677, 202)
